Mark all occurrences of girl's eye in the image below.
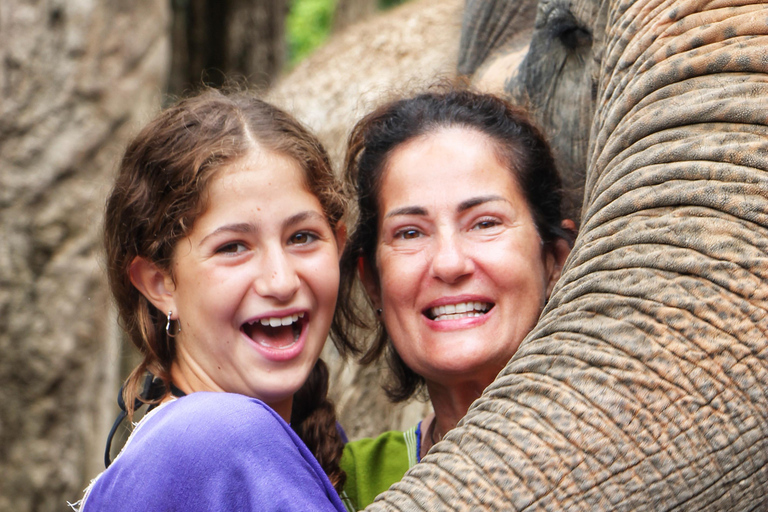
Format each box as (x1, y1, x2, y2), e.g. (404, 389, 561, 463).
(395, 228, 421, 240)
(289, 231, 318, 245)
(217, 242, 247, 254)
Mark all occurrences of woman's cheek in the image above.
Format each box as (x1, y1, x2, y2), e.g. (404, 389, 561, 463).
(378, 252, 414, 294)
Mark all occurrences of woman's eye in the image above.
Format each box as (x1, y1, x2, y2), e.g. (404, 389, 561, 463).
(472, 218, 501, 230)
(217, 242, 247, 254)
(395, 228, 421, 240)
(289, 231, 317, 245)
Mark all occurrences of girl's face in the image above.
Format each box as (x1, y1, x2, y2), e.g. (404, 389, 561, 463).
(162, 148, 343, 421)
(366, 128, 564, 390)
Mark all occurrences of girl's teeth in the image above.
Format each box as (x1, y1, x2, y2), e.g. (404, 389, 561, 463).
(257, 312, 304, 327)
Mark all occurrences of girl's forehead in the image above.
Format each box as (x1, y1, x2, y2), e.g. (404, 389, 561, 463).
(196, 151, 319, 221)
(213, 148, 305, 186)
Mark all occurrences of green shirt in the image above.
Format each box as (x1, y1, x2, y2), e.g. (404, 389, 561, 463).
(339, 425, 419, 511)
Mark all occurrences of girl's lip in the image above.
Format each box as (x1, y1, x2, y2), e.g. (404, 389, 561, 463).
(242, 308, 308, 325)
(241, 310, 310, 362)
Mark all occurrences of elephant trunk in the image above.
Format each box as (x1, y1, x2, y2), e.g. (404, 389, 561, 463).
(368, 1, 768, 510)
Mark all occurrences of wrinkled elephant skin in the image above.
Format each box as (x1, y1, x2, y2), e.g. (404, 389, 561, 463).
(461, 0, 597, 222)
(366, 0, 768, 510)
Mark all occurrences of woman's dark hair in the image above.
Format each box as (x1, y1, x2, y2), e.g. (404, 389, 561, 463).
(104, 87, 349, 490)
(332, 86, 575, 403)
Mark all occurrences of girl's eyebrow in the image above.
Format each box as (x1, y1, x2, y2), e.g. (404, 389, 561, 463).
(199, 211, 326, 245)
(384, 195, 510, 219)
(283, 210, 326, 228)
(202, 223, 256, 243)
(198, 223, 255, 247)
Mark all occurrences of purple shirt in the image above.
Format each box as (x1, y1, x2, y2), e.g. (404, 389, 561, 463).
(78, 392, 346, 511)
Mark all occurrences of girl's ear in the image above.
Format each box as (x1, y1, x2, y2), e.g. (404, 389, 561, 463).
(358, 256, 381, 310)
(545, 219, 576, 298)
(129, 256, 177, 315)
(334, 222, 347, 259)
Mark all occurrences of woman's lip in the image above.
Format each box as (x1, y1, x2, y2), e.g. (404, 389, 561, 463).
(422, 295, 494, 312)
(423, 304, 493, 331)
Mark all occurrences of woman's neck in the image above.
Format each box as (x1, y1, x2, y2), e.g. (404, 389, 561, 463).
(421, 379, 486, 457)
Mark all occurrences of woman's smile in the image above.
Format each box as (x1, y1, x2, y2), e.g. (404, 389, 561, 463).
(423, 297, 494, 325)
(370, 127, 558, 387)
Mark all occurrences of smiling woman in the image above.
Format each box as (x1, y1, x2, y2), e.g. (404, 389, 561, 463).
(374, 127, 560, 390)
(333, 87, 576, 510)
(72, 89, 352, 511)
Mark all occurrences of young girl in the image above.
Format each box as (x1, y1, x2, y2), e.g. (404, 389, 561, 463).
(75, 89, 353, 511)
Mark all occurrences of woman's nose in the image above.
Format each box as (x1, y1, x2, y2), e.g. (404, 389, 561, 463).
(253, 247, 300, 301)
(430, 233, 474, 283)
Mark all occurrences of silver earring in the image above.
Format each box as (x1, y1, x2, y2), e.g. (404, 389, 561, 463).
(376, 308, 383, 317)
(166, 310, 180, 337)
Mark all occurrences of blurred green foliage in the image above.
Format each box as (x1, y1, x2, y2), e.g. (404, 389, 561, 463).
(287, 0, 336, 66)
(287, 0, 411, 66)
(379, 0, 409, 7)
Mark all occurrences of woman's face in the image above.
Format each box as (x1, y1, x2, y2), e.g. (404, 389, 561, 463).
(163, 148, 342, 421)
(367, 127, 562, 389)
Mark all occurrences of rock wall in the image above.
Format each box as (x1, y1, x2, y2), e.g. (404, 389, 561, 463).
(0, 1, 462, 509)
(268, 0, 463, 440)
(0, 1, 169, 510)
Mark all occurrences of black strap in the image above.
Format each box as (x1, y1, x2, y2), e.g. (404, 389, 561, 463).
(104, 374, 183, 467)
(169, 382, 186, 398)
(104, 409, 128, 469)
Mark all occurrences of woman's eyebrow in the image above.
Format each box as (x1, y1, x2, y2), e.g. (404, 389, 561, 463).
(384, 205, 428, 219)
(458, 195, 509, 212)
(384, 196, 510, 219)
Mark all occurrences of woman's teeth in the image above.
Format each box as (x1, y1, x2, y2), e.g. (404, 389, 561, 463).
(258, 312, 304, 327)
(429, 302, 490, 321)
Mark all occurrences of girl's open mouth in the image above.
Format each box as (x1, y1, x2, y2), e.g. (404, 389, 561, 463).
(241, 312, 305, 349)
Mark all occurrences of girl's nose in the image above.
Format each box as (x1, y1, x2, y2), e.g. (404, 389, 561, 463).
(253, 247, 300, 301)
